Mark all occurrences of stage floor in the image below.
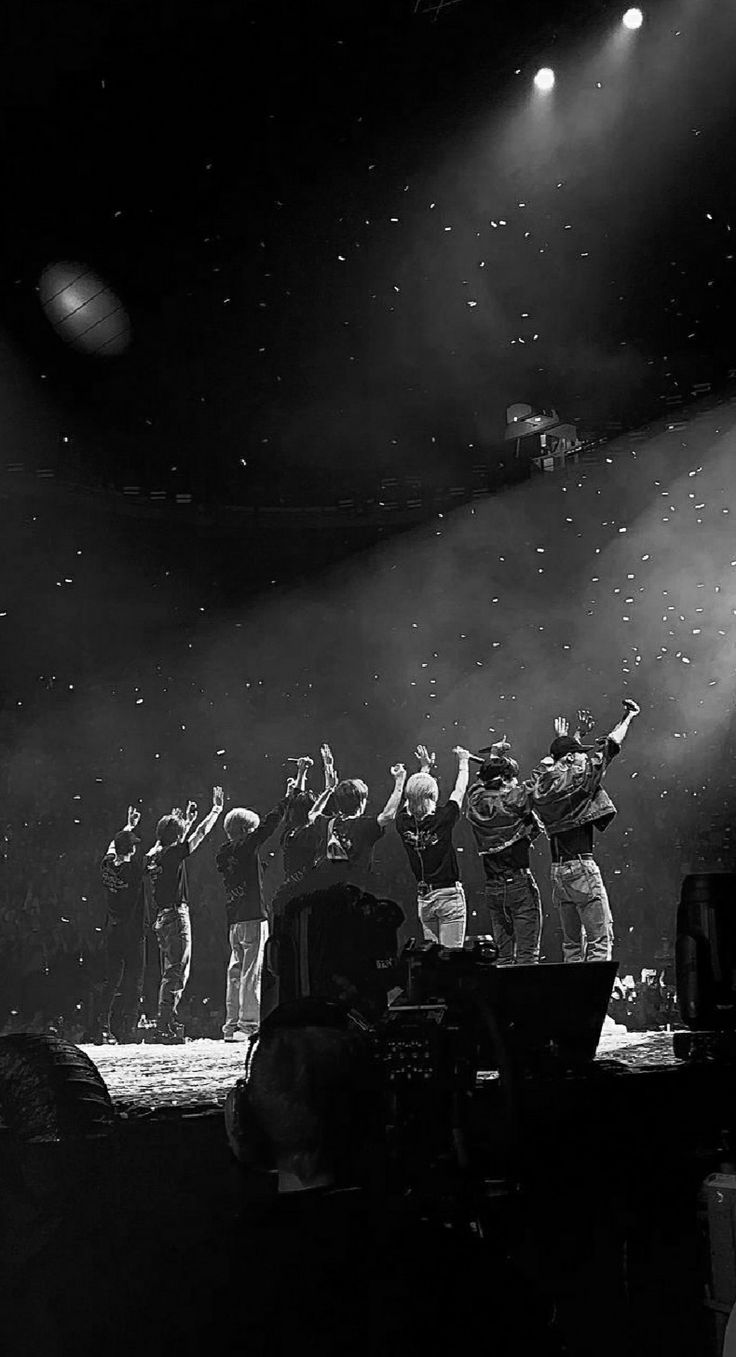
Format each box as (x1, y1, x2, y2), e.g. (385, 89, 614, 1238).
(80, 1024, 681, 1114)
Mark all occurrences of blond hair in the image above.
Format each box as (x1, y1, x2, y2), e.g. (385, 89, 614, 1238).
(404, 772, 439, 818)
(224, 807, 260, 840)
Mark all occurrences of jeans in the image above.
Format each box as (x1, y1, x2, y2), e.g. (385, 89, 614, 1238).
(418, 883, 466, 949)
(484, 870, 542, 965)
(154, 905, 192, 1024)
(223, 919, 268, 1034)
(90, 921, 145, 1039)
(551, 857, 613, 963)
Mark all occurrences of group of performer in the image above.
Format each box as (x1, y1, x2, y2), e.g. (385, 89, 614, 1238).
(95, 697, 640, 1043)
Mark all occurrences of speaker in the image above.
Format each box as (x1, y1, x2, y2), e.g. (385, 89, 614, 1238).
(482, 961, 618, 1069)
(401, 950, 618, 1072)
(676, 873, 736, 1029)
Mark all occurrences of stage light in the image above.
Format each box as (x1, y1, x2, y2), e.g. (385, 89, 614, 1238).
(622, 8, 643, 29)
(37, 261, 131, 356)
(534, 67, 555, 92)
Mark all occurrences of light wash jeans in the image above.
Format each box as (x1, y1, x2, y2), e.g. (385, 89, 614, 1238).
(418, 883, 467, 949)
(223, 919, 268, 1035)
(550, 857, 613, 963)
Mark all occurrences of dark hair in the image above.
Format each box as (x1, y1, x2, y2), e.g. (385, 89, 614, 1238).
(156, 814, 182, 847)
(285, 791, 315, 832)
(113, 829, 139, 857)
(333, 779, 368, 817)
(244, 1018, 377, 1182)
(479, 756, 518, 787)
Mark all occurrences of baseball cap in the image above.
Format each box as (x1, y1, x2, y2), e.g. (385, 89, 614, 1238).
(479, 755, 518, 786)
(549, 735, 594, 760)
(114, 828, 141, 856)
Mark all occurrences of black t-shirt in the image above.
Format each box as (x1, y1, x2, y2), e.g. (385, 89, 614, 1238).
(323, 815, 383, 872)
(147, 841, 191, 914)
(550, 821, 596, 863)
(482, 836, 531, 879)
(395, 799, 460, 889)
(215, 802, 287, 926)
(100, 852, 145, 928)
(282, 822, 323, 880)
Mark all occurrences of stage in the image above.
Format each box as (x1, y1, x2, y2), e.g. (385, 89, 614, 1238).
(79, 1022, 680, 1114)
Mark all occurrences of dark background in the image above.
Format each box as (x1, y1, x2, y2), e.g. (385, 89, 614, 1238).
(1, 0, 735, 1026)
(0, 0, 733, 501)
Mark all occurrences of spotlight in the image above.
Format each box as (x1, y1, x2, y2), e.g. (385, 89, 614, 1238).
(622, 8, 643, 29)
(533, 67, 555, 92)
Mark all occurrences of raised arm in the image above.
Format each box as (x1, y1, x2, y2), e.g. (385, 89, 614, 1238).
(286, 755, 313, 796)
(106, 804, 141, 856)
(607, 698, 640, 747)
(188, 787, 224, 854)
(321, 743, 338, 792)
(306, 742, 339, 824)
(377, 764, 407, 827)
(251, 790, 291, 849)
(449, 747, 471, 807)
(308, 784, 335, 825)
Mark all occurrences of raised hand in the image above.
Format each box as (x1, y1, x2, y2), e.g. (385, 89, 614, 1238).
(213, 786, 224, 812)
(576, 708, 596, 733)
(452, 746, 471, 762)
(297, 755, 314, 768)
(285, 776, 298, 795)
(321, 743, 335, 769)
(171, 806, 183, 820)
(390, 763, 407, 779)
(185, 801, 198, 820)
(127, 805, 141, 829)
(554, 717, 569, 738)
(622, 698, 640, 717)
(415, 744, 436, 767)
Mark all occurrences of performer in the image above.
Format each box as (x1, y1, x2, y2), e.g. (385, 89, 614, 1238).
(145, 787, 224, 1042)
(533, 700, 640, 962)
(215, 774, 294, 1042)
(280, 746, 338, 886)
(320, 758, 406, 880)
(95, 804, 146, 1042)
(392, 744, 471, 949)
(465, 741, 543, 964)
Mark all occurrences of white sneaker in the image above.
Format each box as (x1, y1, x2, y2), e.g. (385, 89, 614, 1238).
(224, 1030, 251, 1042)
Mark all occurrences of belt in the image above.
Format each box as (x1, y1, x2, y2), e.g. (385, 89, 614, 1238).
(487, 868, 529, 883)
(555, 854, 594, 864)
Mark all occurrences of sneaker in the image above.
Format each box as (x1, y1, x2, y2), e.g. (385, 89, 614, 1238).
(150, 1023, 186, 1045)
(224, 1030, 249, 1043)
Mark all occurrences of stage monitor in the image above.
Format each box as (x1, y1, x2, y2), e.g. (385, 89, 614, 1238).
(479, 960, 619, 1071)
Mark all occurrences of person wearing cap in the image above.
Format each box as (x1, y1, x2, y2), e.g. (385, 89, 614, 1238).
(391, 744, 471, 948)
(96, 804, 146, 1043)
(465, 741, 544, 965)
(533, 700, 640, 962)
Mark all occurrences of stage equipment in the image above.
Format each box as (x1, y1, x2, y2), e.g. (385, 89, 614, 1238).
(675, 874, 736, 1030)
(261, 880, 404, 1024)
(0, 1033, 114, 1140)
(384, 943, 617, 1076)
(38, 261, 131, 356)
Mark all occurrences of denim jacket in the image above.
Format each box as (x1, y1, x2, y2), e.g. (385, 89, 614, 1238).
(465, 779, 541, 856)
(532, 740, 619, 837)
